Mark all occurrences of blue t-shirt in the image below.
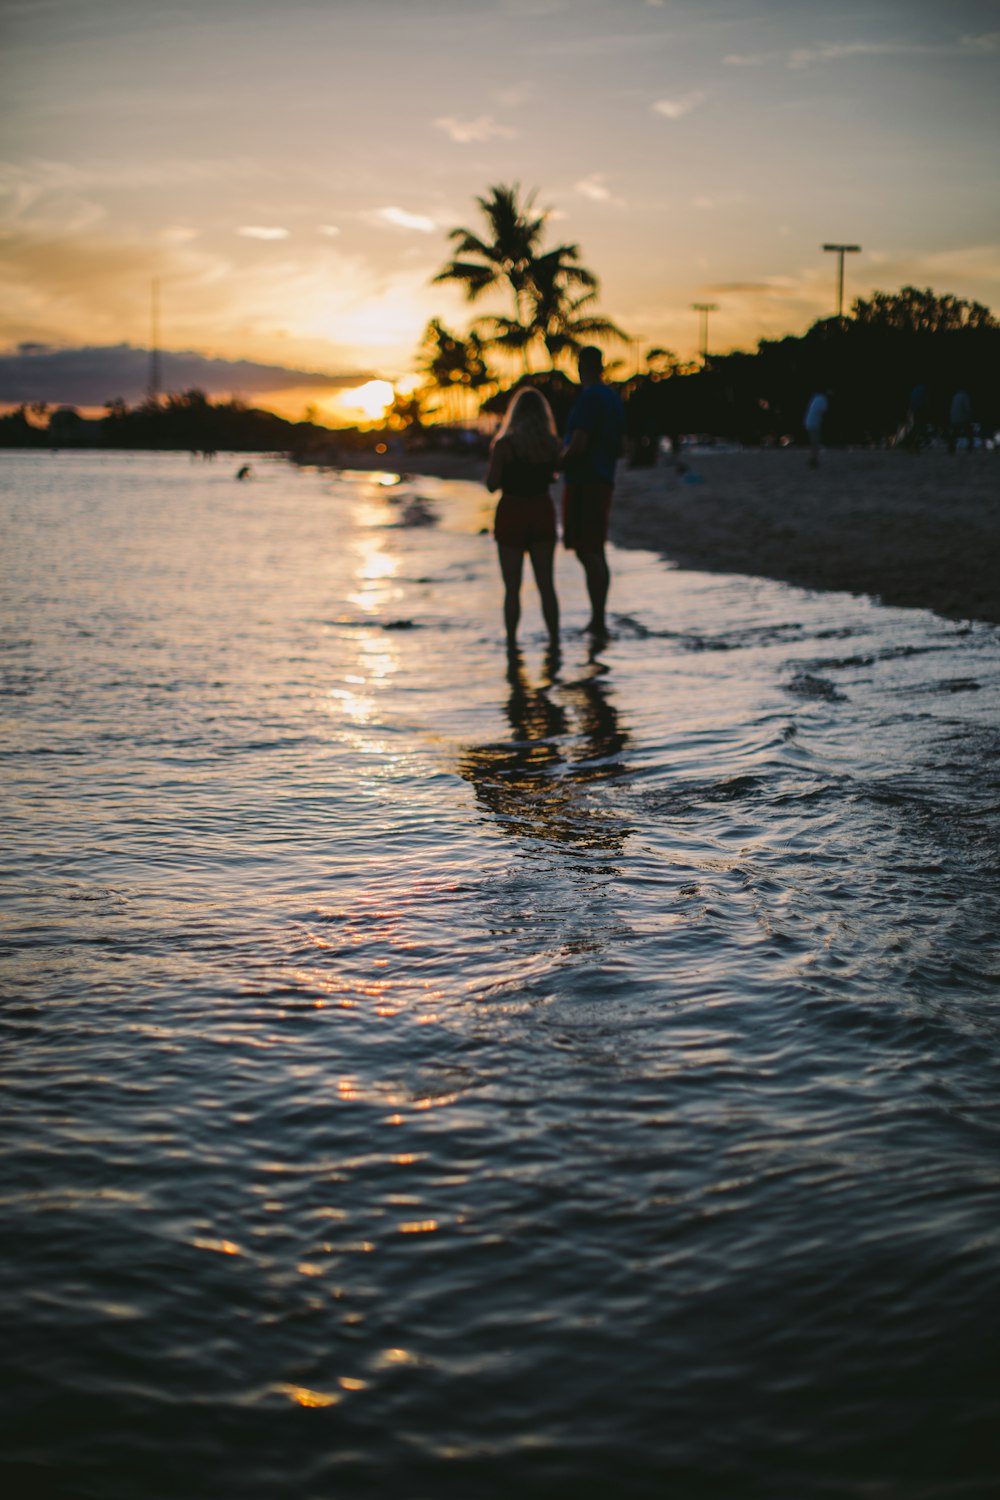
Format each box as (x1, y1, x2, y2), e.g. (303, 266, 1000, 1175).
(564, 382, 625, 485)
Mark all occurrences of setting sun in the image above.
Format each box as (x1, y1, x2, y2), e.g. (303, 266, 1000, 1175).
(335, 380, 395, 425)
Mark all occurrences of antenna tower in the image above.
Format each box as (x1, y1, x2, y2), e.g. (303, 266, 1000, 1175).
(148, 279, 162, 403)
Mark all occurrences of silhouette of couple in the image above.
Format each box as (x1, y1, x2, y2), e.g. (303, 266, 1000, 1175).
(485, 346, 624, 649)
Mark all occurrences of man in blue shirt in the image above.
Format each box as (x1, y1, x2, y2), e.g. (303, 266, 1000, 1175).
(561, 346, 625, 635)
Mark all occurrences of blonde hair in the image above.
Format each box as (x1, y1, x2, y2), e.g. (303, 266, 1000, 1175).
(493, 387, 560, 464)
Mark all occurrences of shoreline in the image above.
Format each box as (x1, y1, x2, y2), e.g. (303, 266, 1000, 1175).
(342, 446, 1000, 627)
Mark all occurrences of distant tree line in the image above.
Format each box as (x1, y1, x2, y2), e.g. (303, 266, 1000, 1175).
(630, 287, 999, 449)
(0, 389, 352, 453)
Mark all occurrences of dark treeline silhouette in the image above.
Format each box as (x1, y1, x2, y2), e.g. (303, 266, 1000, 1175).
(0, 388, 375, 456)
(618, 287, 999, 453)
(4, 288, 996, 457)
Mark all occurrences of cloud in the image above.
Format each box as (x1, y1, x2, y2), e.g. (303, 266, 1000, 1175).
(434, 115, 517, 144)
(498, 0, 570, 14)
(237, 226, 290, 240)
(961, 31, 1000, 51)
(724, 37, 987, 69)
(859, 243, 1000, 299)
(372, 207, 437, 233)
(0, 229, 165, 340)
(494, 85, 530, 108)
(0, 157, 267, 228)
(724, 43, 901, 67)
(703, 279, 797, 295)
(652, 91, 705, 120)
(161, 226, 200, 244)
(0, 344, 369, 406)
(318, 225, 341, 238)
(787, 41, 905, 67)
(575, 173, 617, 204)
(693, 192, 748, 210)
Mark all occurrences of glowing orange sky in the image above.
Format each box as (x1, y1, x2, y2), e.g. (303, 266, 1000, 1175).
(1, 0, 998, 417)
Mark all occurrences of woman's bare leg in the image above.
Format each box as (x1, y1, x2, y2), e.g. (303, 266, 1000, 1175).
(497, 544, 524, 646)
(528, 541, 560, 643)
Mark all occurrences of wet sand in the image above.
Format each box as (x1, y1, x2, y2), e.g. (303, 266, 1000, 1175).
(339, 446, 1000, 625)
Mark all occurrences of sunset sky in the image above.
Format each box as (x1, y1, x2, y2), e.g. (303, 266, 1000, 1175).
(2, 0, 998, 421)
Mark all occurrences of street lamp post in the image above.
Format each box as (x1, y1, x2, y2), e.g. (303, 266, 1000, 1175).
(822, 243, 861, 319)
(691, 302, 718, 366)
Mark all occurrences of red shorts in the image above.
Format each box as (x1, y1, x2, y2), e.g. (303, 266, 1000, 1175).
(562, 480, 612, 552)
(494, 492, 556, 550)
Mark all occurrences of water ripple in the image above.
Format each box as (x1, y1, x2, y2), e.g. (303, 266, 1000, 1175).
(2, 453, 999, 1499)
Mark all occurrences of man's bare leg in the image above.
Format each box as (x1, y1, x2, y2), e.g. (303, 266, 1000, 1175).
(577, 548, 609, 634)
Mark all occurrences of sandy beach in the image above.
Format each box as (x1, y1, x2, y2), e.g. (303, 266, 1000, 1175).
(349, 446, 999, 626)
(611, 448, 999, 626)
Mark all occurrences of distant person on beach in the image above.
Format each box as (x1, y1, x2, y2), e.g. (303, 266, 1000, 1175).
(905, 381, 929, 451)
(666, 430, 688, 475)
(561, 346, 625, 635)
(804, 391, 828, 468)
(485, 387, 561, 650)
(947, 390, 974, 454)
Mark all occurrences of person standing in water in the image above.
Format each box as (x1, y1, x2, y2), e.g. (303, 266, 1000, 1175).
(485, 387, 562, 650)
(561, 346, 625, 636)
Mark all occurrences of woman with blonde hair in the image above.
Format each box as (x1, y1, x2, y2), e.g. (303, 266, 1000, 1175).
(485, 386, 561, 648)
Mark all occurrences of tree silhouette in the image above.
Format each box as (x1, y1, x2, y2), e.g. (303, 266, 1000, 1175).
(433, 184, 547, 321)
(477, 248, 629, 371)
(418, 319, 495, 421)
(534, 256, 629, 369)
(851, 286, 997, 334)
(433, 183, 607, 373)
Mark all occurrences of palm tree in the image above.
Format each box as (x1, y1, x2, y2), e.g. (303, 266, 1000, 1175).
(476, 257, 629, 372)
(433, 184, 548, 325)
(525, 248, 630, 369)
(418, 319, 496, 422)
(435, 184, 602, 372)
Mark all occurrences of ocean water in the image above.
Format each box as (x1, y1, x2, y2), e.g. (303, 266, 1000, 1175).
(2, 450, 999, 1500)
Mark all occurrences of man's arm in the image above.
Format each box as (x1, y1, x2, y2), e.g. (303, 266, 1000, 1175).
(561, 429, 588, 465)
(561, 387, 596, 466)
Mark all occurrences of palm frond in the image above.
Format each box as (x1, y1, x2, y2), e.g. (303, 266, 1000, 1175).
(431, 260, 500, 298)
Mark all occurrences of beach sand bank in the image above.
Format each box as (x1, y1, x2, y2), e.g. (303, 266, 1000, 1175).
(610, 449, 999, 626)
(337, 446, 1000, 625)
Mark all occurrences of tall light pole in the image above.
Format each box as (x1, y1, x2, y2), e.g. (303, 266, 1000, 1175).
(822, 243, 860, 320)
(691, 302, 718, 366)
(148, 278, 162, 404)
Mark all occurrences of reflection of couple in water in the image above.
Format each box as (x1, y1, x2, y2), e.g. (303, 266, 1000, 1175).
(485, 346, 625, 649)
(459, 647, 630, 852)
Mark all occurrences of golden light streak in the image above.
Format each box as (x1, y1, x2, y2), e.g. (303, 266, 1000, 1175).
(373, 1347, 419, 1369)
(277, 1384, 341, 1408)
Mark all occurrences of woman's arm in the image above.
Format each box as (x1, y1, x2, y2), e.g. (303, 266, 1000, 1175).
(485, 437, 507, 492)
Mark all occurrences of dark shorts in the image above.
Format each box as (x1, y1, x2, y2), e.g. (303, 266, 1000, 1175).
(560, 480, 614, 552)
(562, 480, 613, 553)
(494, 493, 556, 550)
